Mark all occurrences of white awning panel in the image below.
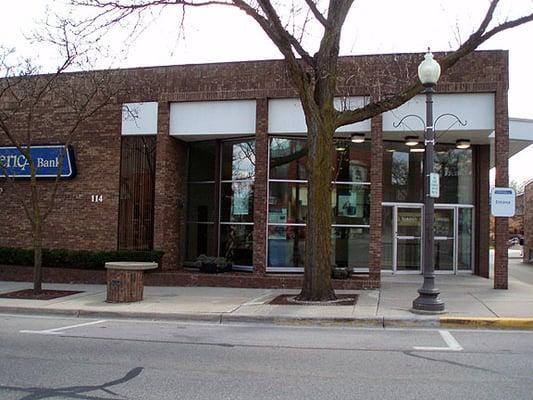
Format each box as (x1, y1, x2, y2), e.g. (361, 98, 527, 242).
(383, 93, 495, 133)
(268, 97, 370, 134)
(170, 100, 256, 137)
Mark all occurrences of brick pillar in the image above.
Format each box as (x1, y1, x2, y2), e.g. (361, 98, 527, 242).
(153, 101, 187, 270)
(474, 145, 490, 278)
(368, 115, 383, 285)
(524, 182, 533, 264)
(494, 86, 509, 289)
(253, 98, 268, 275)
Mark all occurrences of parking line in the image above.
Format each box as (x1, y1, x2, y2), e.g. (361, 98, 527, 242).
(20, 320, 107, 335)
(413, 330, 463, 352)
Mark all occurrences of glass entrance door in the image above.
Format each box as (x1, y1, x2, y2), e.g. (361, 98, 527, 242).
(434, 208, 455, 272)
(395, 206, 422, 273)
(382, 204, 473, 274)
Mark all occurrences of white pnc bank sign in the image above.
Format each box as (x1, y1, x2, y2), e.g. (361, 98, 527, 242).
(0, 145, 76, 179)
(490, 187, 516, 217)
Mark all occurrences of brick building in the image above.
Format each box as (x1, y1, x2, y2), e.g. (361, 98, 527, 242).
(0, 50, 526, 288)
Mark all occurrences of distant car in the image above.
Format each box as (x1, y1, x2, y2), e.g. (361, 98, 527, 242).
(507, 236, 524, 246)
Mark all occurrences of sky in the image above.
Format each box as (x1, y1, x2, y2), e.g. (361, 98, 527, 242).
(1, 0, 532, 186)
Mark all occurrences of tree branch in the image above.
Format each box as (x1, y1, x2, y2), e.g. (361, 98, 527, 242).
(303, 0, 327, 27)
(335, 0, 533, 128)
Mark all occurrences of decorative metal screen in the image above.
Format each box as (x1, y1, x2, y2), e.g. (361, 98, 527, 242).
(118, 136, 157, 250)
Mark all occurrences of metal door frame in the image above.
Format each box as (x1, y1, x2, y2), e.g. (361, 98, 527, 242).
(391, 203, 423, 275)
(433, 205, 457, 275)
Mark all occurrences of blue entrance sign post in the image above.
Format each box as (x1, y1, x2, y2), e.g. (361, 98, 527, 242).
(0, 145, 76, 178)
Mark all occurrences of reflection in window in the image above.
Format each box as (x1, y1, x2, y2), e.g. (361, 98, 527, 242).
(268, 182, 308, 224)
(220, 224, 253, 266)
(220, 182, 254, 223)
(458, 208, 473, 271)
(333, 184, 370, 225)
(383, 142, 473, 204)
(219, 139, 255, 267)
(268, 225, 306, 269)
(334, 142, 371, 182)
(267, 137, 371, 271)
(435, 147, 473, 204)
(269, 138, 308, 180)
(383, 143, 423, 203)
(222, 141, 255, 180)
(332, 227, 369, 269)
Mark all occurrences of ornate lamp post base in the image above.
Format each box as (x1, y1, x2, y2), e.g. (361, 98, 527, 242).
(412, 293, 446, 314)
(411, 277, 446, 313)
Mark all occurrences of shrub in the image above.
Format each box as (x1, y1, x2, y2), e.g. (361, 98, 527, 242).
(0, 247, 164, 270)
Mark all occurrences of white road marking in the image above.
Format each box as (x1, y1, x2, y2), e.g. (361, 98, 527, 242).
(413, 330, 463, 352)
(20, 319, 107, 335)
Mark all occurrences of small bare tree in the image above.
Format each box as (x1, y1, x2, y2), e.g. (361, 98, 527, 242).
(70, 0, 533, 301)
(0, 24, 120, 294)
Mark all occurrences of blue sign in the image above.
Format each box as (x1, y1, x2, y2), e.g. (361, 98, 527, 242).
(0, 145, 76, 179)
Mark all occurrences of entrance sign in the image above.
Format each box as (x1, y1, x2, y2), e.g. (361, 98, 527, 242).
(491, 187, 515, 217)
(429, 172, 440, 198)
(0, 145, 76, 179)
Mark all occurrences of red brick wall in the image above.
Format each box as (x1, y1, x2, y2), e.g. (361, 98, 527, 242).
(152, 102, 188, 270)
(523, 181, 533, 264)
(369, 115, 383, 282)
(493, 80, 510, 289)
(0, 103, 122, 251)
(253, 99, 269, 276)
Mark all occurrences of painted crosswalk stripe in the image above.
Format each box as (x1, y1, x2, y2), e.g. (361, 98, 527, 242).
(413, 330, 463, 351)
(20, 320, 107, 335)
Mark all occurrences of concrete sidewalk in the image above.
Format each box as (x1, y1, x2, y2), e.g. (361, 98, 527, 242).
(1, 260, 533, 329)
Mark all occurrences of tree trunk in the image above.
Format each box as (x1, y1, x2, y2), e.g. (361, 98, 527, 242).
(33, 222, 43, 294)
(296, 119, 336, 301)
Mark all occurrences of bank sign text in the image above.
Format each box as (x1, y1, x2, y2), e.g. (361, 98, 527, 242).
(0, 145, 76, 179)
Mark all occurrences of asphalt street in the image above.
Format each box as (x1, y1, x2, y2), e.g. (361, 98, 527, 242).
(1, 314, 532, 400)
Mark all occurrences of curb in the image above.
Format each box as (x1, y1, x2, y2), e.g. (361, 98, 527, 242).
(1, 306, 533, 330)
(439, 317, 533, 330)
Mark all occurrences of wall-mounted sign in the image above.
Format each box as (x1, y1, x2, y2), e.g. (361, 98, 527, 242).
(491, 187, 515, 217)
(0, 145, 76, 179)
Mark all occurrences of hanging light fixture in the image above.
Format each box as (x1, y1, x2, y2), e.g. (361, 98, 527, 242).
(405, 136, 419, 147)
(410, 147, 425, 153)
(456, 139, 471, 149)
(335, 141, 347, 151)
(351, 133, 365, 143)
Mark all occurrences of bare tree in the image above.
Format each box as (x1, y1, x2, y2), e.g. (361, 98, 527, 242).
(0, 24, 121, 294)
(70, 0, 533, 301)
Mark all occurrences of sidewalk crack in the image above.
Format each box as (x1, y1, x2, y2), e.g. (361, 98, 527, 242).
(469, 292, 499, 317)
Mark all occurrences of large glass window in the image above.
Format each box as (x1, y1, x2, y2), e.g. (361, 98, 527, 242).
(383, 142, 423, 203)
(186, 142, 216, 260)
(383, 142, 473, 204)
(457, 207, 473, 271)
(434, 147, 473, 204)
(219, 140, 255, 267)
(185, 139, 255, 267)
(267, 137, 371, 271)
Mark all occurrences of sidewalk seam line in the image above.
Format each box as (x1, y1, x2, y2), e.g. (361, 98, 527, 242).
(469, 292, 499, 317)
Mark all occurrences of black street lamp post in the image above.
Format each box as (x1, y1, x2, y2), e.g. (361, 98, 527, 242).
(412, 50, 446, 313)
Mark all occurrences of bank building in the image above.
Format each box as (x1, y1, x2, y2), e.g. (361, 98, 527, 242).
(1, 51, 531, 289)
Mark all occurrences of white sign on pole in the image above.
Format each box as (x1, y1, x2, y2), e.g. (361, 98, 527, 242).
(491, 187, 516, 217)
(429, 173, 440, 198)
